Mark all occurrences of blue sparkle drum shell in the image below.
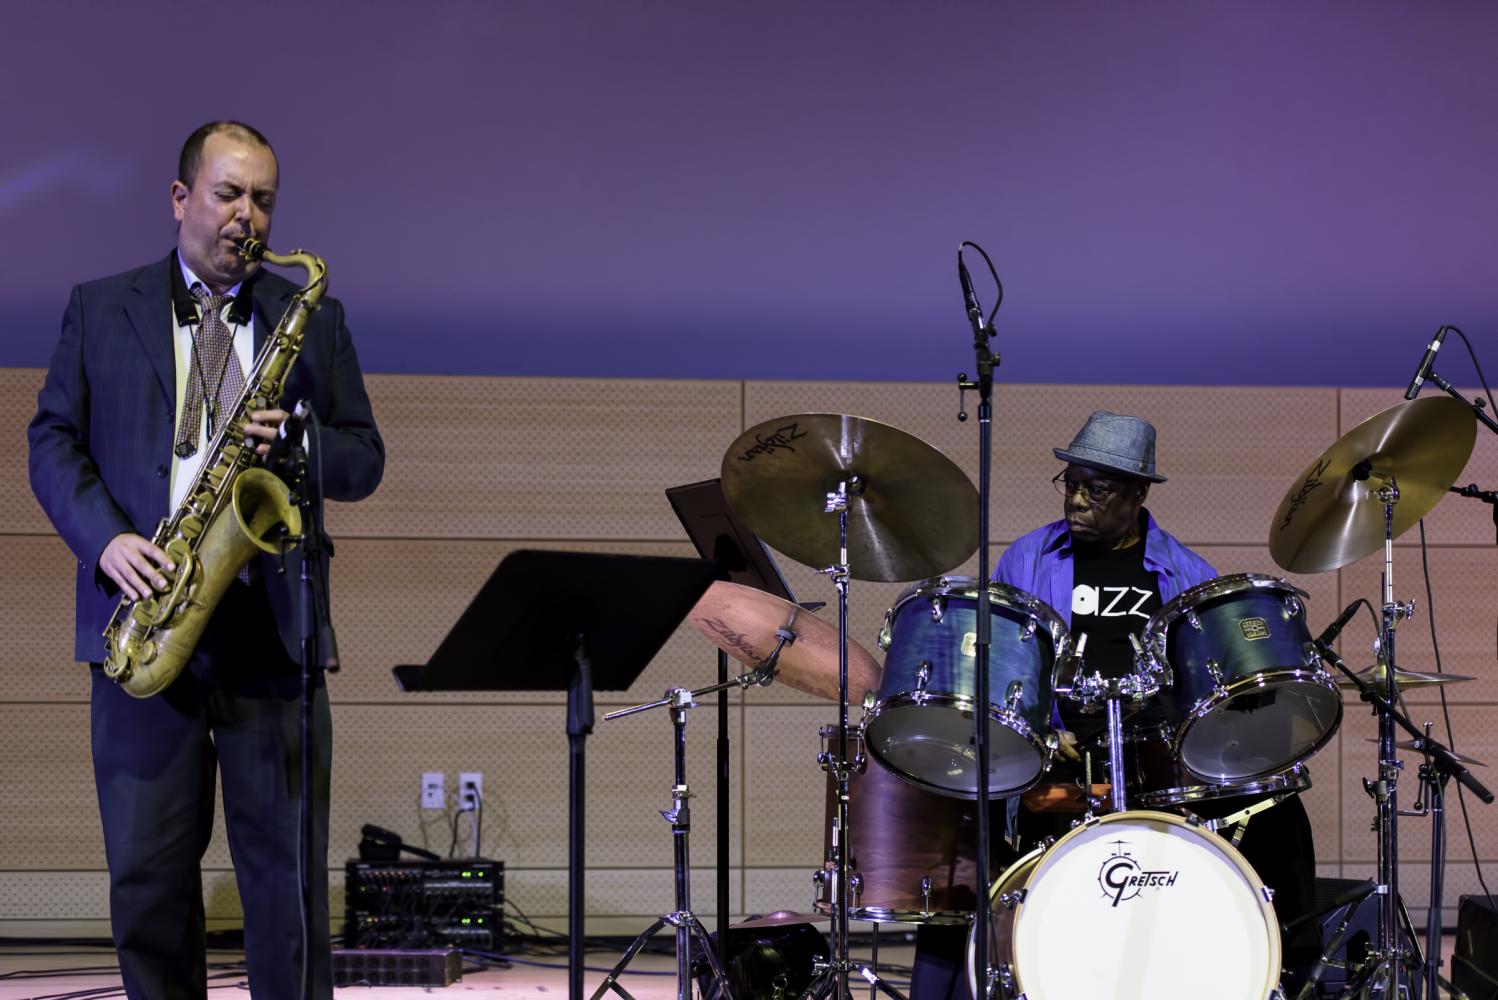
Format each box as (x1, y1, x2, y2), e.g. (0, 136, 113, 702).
(1144, 573, 1342, 784)
(865, 577, 1068, 798)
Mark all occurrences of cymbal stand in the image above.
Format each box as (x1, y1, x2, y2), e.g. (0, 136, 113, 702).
(1364, 477, 1417, 999)
(1312, 634, 1493, 999)
(806, 479, 906, 1000)
(592, 640, 794, 1000)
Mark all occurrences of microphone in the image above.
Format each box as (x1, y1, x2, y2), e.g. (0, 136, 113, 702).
(264, 398, 311, 471)
(1403, 326, 1448, 400)
(958, 251, 984, 337)
(1315, 600, 1362, 647)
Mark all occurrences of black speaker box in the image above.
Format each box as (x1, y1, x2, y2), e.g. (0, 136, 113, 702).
(691, 922, 830, 1000)
(1455, 895, 1498, 1000)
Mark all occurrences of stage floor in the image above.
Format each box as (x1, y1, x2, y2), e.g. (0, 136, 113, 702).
(0, 937, 1464, 999)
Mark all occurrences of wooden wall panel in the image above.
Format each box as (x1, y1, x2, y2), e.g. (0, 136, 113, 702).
(0, 534, 90, 701)
(322, 375, 742, 541)
(0, 369, 48, 536)
(3, 369, 1493, 939)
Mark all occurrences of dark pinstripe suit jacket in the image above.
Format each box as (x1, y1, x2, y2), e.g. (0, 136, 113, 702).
(28, 251, 385, 664)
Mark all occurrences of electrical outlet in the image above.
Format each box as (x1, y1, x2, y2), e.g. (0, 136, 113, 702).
(459, 771, 483, 811)
(421, 771, 445, 810)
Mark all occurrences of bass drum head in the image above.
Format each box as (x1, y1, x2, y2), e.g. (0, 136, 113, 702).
(999, 811, 1280, 1000)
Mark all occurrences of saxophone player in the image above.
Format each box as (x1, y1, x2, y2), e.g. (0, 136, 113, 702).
(27, 121, 384, 999)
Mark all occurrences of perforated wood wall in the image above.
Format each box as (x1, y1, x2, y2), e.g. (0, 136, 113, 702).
(2, 369, 1493, 937)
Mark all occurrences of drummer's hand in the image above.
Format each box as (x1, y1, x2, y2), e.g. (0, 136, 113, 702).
(1056, 729, 1082, 763)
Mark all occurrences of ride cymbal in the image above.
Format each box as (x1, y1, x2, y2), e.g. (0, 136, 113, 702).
(1269, 397, 1475, 574)
(720, 414, 978, 582)
(687, 580, 882, 703)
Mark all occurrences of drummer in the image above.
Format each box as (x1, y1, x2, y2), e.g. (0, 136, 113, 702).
(994, 410, 1213, 738)
(999, 411, 1320, 994)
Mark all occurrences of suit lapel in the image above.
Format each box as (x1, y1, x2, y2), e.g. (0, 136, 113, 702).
(122, 254, 177, 406)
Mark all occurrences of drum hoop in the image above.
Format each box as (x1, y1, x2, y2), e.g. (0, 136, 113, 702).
(864, 693, 1051, 797)
(1008, 809, 1282, 998)
(816, 900, 974, 925)
(890, 576, 1070, 636)
(1143, 572, 1310, 639)
(1172, 670, 1343, 782)
(1137, 764, 1311, 808)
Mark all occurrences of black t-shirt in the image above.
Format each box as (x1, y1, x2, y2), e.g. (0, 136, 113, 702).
(1068, 538, 1161, 678)
(1060, 538, 1161, 735)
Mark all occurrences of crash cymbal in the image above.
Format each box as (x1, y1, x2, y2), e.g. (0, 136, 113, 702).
(720, 414, 978, 582)
(1336, 663, 1476, 691)
(731, 909, 831, 929)
(1270, 396, 1476, 574)
(687, 580, 882, 704)
(1365, 739, 1487, 767)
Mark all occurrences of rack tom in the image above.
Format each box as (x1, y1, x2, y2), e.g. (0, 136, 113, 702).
(865, 577, 1068, 797)
(1143, 573, 1341, 784)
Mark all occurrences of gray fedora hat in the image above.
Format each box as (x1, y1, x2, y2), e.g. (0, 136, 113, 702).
(1053, 411, 1167, 483)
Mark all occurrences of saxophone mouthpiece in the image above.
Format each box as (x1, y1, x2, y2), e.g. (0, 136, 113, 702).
(236, 236, 268, 262)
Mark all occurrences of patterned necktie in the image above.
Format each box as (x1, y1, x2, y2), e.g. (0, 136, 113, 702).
(174, 285, 246, 459)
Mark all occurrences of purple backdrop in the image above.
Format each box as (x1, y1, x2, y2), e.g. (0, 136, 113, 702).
(4, 1, 1495, 386)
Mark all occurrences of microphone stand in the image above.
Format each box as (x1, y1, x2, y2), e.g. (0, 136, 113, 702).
(1449, 483, 1498, 547)
(956, 243, 998, 998)
(1424, 370, 1498, 437)
(279, 420, 333, 1000)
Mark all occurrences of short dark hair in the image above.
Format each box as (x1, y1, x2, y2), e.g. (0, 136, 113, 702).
(177, 121, 275, 187)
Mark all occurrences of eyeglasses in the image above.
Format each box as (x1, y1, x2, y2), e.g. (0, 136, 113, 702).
(1052, 473, 1117, 504)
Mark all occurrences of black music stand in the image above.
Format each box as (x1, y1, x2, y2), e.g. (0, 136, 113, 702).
(667, 479, 799, 975)
(394, 549, 717, 1000)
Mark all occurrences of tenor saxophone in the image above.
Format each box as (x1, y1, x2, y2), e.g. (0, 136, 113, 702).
(101, 238, 327, 697)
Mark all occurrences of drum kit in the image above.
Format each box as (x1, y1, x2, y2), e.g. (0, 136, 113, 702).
(594, 390, 1488, 1000)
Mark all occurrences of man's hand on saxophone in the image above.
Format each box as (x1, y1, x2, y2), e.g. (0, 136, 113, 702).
(100, 534, 175, 601)
(243, 407, 290, 458)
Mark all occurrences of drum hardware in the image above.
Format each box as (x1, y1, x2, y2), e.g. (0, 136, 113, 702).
(802, 479, 908, 1000)
(592, 639, 799, 1000)
(1270, 398, 1486, 1000)
(718, 410, 981, 1000)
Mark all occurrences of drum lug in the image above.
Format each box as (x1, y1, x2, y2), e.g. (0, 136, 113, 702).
(929, 596, 947, 623)
(1302, 641, 1322, 671)
(915, 660, 933, 696)
(1020, 615, 1039, 643)
(878, 608, 894, 651)
(1186, 610, 1204, 632)
(919, 875, 933, 914)
(998, 887, 1027, 908)
(1005, 679, 1025, 711)
(1284, 593, 1303, 618)
(1261, 885, 1276, 903)
(1206, 657, 1224, 689)
(850, 871, 864, 898)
